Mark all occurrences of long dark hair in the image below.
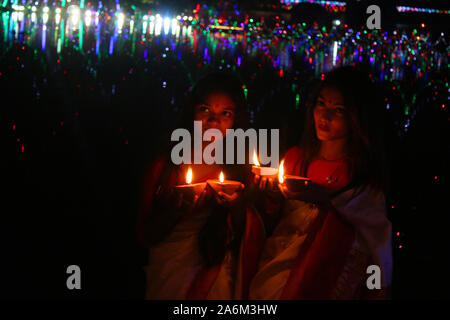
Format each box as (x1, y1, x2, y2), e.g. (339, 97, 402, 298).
(299, 66, 389, 199)
(191, 71, 250, 267)
(176, 70, 248, 132)
(161, 71, 250, 267)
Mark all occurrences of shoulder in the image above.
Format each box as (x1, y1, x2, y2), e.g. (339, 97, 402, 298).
(283, 146, 304, 175)
(284, 146, 303, 162)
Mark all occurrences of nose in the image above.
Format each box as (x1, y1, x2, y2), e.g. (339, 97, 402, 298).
(207, 112, 220, 125)
(320, 109, 334, 121)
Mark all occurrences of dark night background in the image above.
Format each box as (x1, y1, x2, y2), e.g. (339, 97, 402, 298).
(1, 0, 449, 299)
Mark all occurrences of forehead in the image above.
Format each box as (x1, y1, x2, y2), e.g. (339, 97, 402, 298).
(202, 91, 236, 108)
(318, 86, 344, 103)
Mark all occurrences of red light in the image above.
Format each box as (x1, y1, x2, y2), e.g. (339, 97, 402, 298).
(434, 176, 438, 180)
(421, 23, 425, 28)
(442, 104, 445, 109)
(13, 124, 16, 130)
(391, 205, 395, 209)
(279, 69, 283, 77)
(21, 145, 24, 152)
(396, 232, 400, 236)
(398, 245, 402, 249)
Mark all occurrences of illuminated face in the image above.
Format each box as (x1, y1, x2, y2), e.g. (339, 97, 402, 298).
(313, 87, 349, 142)
(194, 91, 236, 137)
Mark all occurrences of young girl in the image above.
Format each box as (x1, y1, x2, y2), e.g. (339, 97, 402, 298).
(250, 66, 392, 299)
(136, 71, 264, 300)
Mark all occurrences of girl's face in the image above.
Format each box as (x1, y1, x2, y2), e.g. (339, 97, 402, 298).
(313, 86, 349, 142)
(194, 91, 236, 137)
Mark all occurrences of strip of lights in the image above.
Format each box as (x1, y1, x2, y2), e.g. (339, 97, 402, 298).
(280, 0, 346, 7)
(208, 25, 244, 31)
(396, 6, 450, 15)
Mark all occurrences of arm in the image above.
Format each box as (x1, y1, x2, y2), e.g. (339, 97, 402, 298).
(136, 157, 182, 247)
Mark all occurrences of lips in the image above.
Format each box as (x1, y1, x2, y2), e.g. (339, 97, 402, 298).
(318, 123, 330, 132)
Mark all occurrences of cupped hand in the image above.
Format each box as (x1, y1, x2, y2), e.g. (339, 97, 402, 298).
(253, 174, 282, 200)
(213, 183, 245, 208)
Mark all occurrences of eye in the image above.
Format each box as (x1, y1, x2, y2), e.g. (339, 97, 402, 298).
(316, 100, 325, 107)
(222, 111, 233, 118)
(198, 105, 209, 113)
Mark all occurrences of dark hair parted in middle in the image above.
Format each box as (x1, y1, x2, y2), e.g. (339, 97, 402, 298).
(299, 66, 390, 198)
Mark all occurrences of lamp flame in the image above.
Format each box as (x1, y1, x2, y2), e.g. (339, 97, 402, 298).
(278, 160, 285, 184)
(186, 168, 193, 184)
(219, 171, 224, 183)
(252, 150, 260, 166)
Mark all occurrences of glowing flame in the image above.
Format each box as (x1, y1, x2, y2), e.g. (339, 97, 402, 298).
(186, 168, 193, 184)
(278, 160, 285, 184)
(252, 150, 260, 166)
(219, 171, 224, 183)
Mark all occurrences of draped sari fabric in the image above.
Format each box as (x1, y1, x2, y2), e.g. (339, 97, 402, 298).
(249, 147, 392, 299)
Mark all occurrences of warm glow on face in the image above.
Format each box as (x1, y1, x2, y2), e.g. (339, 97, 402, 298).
(278, 160, 285, 184)
(219, 171, 224, 183)
(186, 168, 193, 184)
(253, 150, 260, 166)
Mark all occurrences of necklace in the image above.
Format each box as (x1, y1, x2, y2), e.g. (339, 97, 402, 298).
(318, 155, 349, 185)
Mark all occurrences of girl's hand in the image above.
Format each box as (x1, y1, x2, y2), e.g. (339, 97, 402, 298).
(167, 187, 212, 212)
(212, 183, 245, 208)
(253, 174, 283, 201)
(278, 182, 330, 204)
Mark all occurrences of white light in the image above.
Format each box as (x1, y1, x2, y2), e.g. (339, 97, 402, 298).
(12, 4, 25, 10)
(69, 6, 80, 27)
(85, 10, 92, 27)
(118, 12, 125, 32)
(55, 13, 61, 24)
(176, 15, 181, 20)
(163, 17, 171, 34)
(155, 14, 162, 36)
(43, 13, 49, 24)
(188, 16, 193, 21)
(43, 6, 49, 13)
(32, 6, 36, 12)
(56, 8, 61, 14)
(183, 16, 187, 21)
(333, 19, 341, 26)
(171, 18, 178, 35)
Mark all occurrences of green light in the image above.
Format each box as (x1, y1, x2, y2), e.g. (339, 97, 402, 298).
(80, 0, 84, 9)
(302, 22, 306, 27)
(78, 21, 83, 50)
(296, 93, 300, 109)
(244, 88, 248, 99)
(250, 18, 253, 23)
(61, 0, 66, 7)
